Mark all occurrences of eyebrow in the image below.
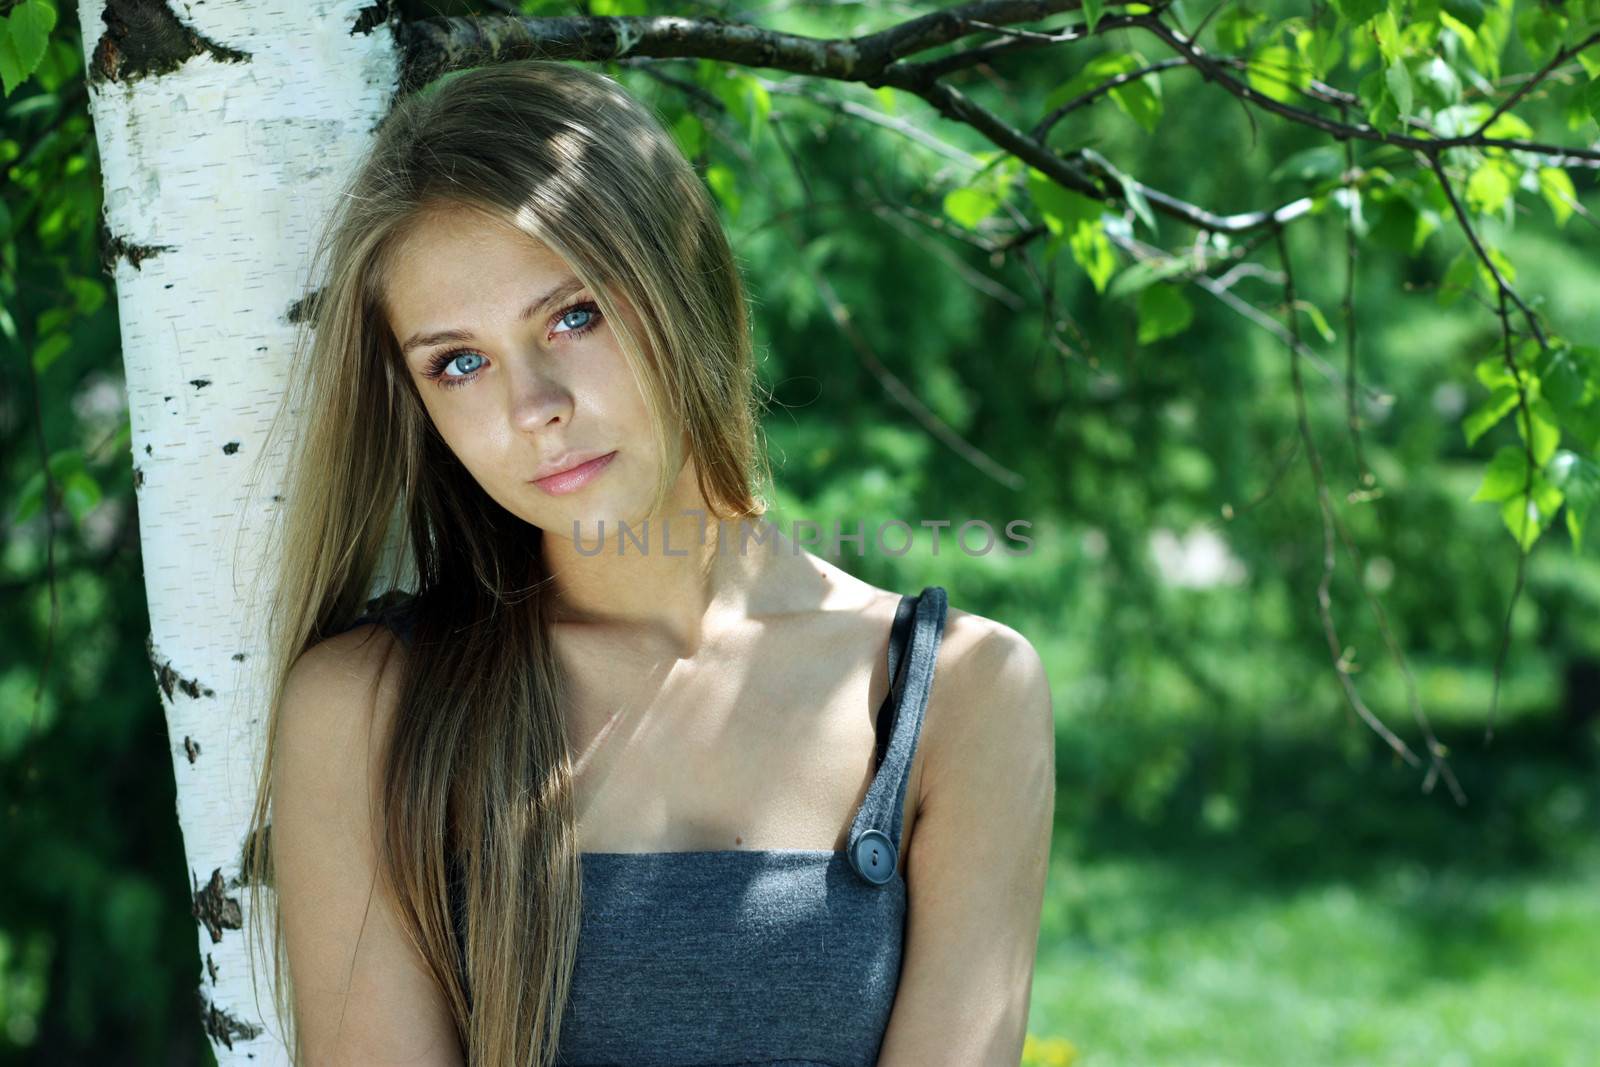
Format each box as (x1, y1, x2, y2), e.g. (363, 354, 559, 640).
(399, 275, 587, 356)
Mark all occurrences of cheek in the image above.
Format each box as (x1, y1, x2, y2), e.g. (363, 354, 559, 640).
(418, 394, 502, 479)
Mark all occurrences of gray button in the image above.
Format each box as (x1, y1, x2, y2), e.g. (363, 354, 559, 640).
(850, 829, 897, 884)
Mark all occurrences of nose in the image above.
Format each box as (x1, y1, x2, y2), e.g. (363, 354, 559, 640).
(508, 359, 574, 434)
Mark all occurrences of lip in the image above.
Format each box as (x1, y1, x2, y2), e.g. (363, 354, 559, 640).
(529, 450, 618, 495)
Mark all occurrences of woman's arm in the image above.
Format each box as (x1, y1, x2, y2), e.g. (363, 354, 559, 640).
(877, 611, 1057, 1066)
(271, 626, 465, 1066)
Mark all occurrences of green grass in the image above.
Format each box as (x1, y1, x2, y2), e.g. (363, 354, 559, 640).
(1022, 714, 1600, 1066)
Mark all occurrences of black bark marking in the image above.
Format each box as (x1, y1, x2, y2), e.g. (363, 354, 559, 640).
(222, 441, 241, 455)
(148, 637, 217, 701)
(183, 735, 200, 763)
(191, 867, 243, 943)
(144, 443, 152, 455)
(101, 232, 173, 271)
(352, 1, 392, 36)
(196, 989, 262, 1049)
(88, 0, 251, 86)
(285, 288, 321, 325)
(132, 465, 143, 488)
(206, 952, 219, 984)
(238, 824, 271, 887)
(231, 651, 246, 662)
(189, 378, 211, 389)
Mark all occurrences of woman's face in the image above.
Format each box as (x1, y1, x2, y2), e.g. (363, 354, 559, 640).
(381, 204, 672, 539)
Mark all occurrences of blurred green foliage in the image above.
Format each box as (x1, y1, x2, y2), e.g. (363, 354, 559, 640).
(3, 0, 1598, 1063)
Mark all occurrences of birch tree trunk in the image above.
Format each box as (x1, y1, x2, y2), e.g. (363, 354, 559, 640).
(73, 2, 401, 1060)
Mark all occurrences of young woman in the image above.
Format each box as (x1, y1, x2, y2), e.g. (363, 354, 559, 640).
(243, 59, 1055, 1067)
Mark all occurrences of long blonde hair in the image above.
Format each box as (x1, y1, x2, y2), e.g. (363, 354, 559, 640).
(241, 59, 773, 1065)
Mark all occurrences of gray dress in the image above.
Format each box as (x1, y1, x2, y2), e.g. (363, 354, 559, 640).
(342, 585, 949, 1066)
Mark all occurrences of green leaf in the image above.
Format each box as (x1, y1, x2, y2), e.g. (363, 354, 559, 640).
(32, 331, 69, 373)
(1068, 218, 1117, 294)
(1136, 283, 1194, 343)
(1516, 397, 1561, 466)
(1331, 0, 1386, 25)
(1373, 9, 1403, 64)
(709, 71, 770, 145)
(704, 163, 739, 219)
(1499, 474, 1563, 551)
(1120, 176, 1156, 235)
(1516, 5, 1568, 65)
(1301, 300, 1337, 343)
(1580, 40, 1600, 80)
(1470, 444, 1528, 502)
(1083, 0, 1105, 34)
(1026, 167, 1116, 292)
(1295, 23, 1344, 79)
(1482, 110, 1534, 141)
(9, 2, 55, 72)
(65, 276, 106, 316)
(1367, 188, 1423, 253)
(1089, 152, 1156, 234)
(10, 467, 45, 524)
(1537, 167, 1575, 228)
(670, 112, 703, 161)
(1466, 158, 1513, 216)
(1480, 242, 1516, 288)
(1473, 354, 1518, 391)
(1442, 0, 1486, 31)
(1025, 167, 1102, 236)
(1106, 72, 1163, 134)
(0, 26, 24, 98)
(1043, 53, 1164, 135)
(1536, 344, 1600, 450)
(1463, 385, 1519, 444)
(1215, 7, 1269, 52)
(1413, 56, 1462, 109)
(1246, 45, 1308, 104)
(1439, 247, 1477, 306)
(1108, 255, 1196, 300)
(1438, 0, 1512, 82)
(1548, 450, 1600, 551)
(1269, 144, 1346, 185)
(1359, 68, 1399, 132)
(8, 446, 83, 524)
(62, 470, 102, 524)
(37, 305, 72, 336)
(1587, 76, 1600, 126)
(0, 1, 57, 96)
(943, 186, 999, 230)
(1385, 59, 1414, 117)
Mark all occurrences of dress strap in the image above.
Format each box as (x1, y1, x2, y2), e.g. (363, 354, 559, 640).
(871, 593, 920, 775)
(339, 590, 418, 645)
(846, 585, 948, 887)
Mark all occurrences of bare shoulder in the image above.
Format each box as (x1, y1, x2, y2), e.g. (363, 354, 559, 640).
(273, 621, 413, 832)
(276, 621, 409, 774)
(920, 600, 1055, 809)
(272, 622, 463, 1064)
(879, 598, 1055, 1061)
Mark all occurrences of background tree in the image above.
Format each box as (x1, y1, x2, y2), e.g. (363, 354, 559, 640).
(1, 0, 1596, 1063)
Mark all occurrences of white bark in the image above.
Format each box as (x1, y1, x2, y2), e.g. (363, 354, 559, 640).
(74, 2, 401, 1060)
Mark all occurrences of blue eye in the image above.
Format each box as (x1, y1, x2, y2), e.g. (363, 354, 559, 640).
(556, 306, 595, 333)
(425, 349, 486, 387)
(447, 351, 486, 376)
(418, 299, 603, 391)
